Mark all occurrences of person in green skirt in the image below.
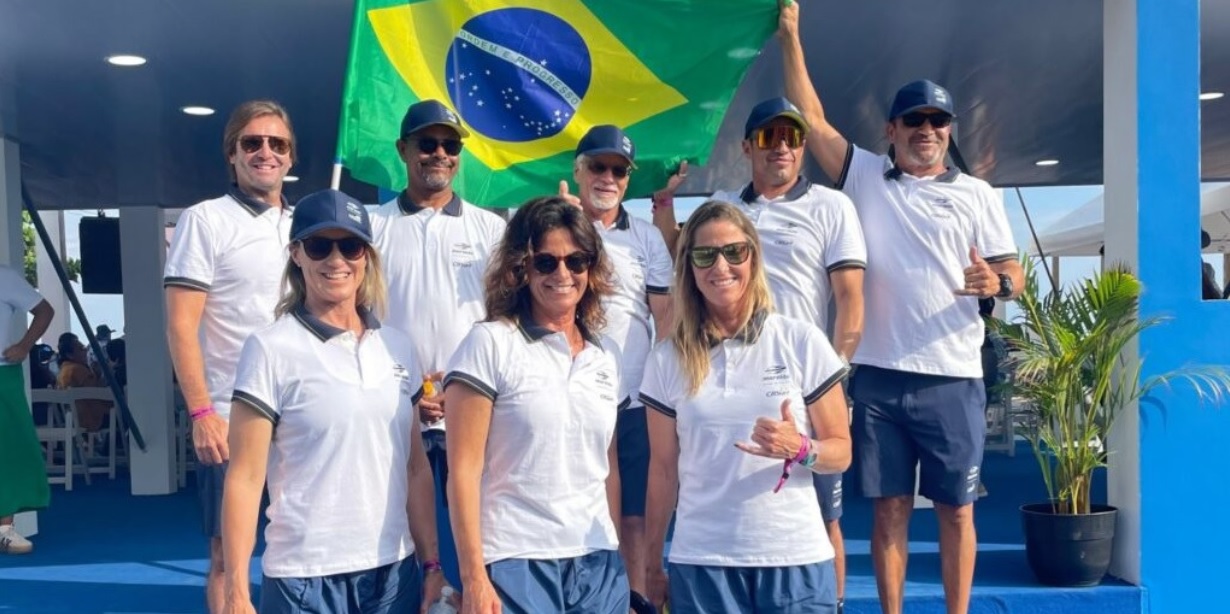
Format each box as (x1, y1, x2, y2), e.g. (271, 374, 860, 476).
(0, 264, 55, 554)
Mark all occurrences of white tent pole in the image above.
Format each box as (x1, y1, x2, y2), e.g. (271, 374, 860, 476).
(330, 162, 343, 190)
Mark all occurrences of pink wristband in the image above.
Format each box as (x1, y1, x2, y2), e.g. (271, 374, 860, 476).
(189, 406, 216, 422)
(792, 434, 811, 464)
(422, 559, 443, 574)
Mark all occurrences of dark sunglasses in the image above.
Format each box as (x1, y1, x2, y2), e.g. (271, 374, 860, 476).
(300, 236, 367, 261)
(586, 161, 630, 179)
(412, 137, 464, 156)
(690, 242, 753, 269)
(752, 125, 804, 150)
(530, 252, 594, 275)
(238, 135, 291, 155)
(900, 112, 953, 129)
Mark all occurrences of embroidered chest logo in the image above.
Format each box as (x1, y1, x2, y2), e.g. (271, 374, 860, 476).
(930, 197, 956, 219)
(451, 242, 479, 267)
(762, 365, 791, 397)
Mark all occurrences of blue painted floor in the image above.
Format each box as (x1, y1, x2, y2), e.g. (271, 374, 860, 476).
(0, 441, 1141, 613)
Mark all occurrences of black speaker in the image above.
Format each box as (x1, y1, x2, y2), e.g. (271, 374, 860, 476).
(79, 216, 123, 294)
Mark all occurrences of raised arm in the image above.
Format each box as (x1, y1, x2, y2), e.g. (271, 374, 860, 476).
(779, 0, 850, 184)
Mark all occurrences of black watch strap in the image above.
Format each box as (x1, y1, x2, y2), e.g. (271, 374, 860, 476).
(995, 273, 1013, 298)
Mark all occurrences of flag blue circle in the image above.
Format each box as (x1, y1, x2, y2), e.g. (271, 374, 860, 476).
(446, 8, 591, 143)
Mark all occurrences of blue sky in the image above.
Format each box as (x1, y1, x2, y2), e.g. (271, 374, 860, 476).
(60, 182, 1220, 338)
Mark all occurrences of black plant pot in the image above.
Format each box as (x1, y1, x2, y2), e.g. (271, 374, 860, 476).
(1020, 503, 1118, 587)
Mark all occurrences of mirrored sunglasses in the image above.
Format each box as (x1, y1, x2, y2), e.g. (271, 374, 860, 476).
(530, 252, 594, 275)
(238, 135, 291, 155)
(752, 125, 804, 150)
(689, 242, 753, 268)
(300, 236, 367, 261)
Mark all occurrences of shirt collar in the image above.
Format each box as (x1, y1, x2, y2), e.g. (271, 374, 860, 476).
(612, 205, 631, 230)
(291, 302, 382, 342)
(883, 161, 961, 183)
(739, 176, 811, 204)
(228, 184, 288, 217)
(514, 305, 600, 346)
(398, 191, 462, 217)
(707, 309, 768, 348)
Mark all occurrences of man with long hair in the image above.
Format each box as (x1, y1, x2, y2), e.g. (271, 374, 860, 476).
(164, 100, 296, 613)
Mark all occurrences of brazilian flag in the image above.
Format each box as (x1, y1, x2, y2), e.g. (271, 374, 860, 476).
(337, 0, 778, 207)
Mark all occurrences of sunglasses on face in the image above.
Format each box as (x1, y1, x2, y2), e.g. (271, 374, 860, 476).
(752, 125, 804, 150)
(899, 112, 953, 129)
(586, 161, 630, 179)
(689, 241, 753, 268)
(530, 251, 594, 275)
(300, 236, 367, 261)
(238, 135, 291, 156)
(412, 137, 464, 156)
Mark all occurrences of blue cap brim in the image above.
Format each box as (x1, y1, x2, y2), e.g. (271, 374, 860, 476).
(578, 148, 637, 168)
(291, 222, 373, 244)
(746, 110, 809, 137)
(402, 121, 471, 139)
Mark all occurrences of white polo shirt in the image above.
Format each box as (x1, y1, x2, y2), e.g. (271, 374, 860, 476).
(0, 266, 43, 366)
(164, 187, 292, 419)
(594, 206, 673, 404)
(838, 146, 1017, 377)
(232, 305, 425, 578)
(639, 311, 848, 567)
(712, 179, 866, 333)
(371, 192, 506, 430)
(444, 315, 625, 564)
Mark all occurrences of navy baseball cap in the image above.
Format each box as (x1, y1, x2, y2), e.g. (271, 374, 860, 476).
(400, 100, 470, 139)
(744, 97, 808, 138)
(889, 79, 956, 120)
(290, 189, 372, 243)
(576, 125, 636, 165)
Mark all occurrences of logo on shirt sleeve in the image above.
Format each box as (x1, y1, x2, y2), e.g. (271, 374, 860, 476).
(392, 362, 413, 396)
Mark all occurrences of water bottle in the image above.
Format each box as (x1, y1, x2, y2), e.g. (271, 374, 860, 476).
(426, 585, 459, 614)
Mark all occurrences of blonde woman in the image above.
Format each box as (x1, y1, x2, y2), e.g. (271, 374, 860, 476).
(222, 190, 443, 613)
(640, 201, 851, 613)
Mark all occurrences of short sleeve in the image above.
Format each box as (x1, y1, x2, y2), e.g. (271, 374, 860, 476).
(637, 343, 677, 419)
(838, 145, 883, 205)
(0, 266, 43, 313)
(232, 334, 279, 423)
(975, 186, 1018, 263)
(797, 324, 850, 406)
(821, 191, 868, 272)
(443, 324, 500, 401)
(164, 208, 217, 291)
(643, 227, 674, 295)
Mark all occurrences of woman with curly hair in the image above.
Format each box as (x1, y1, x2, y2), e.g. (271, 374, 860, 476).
(445, 195, 628, 614)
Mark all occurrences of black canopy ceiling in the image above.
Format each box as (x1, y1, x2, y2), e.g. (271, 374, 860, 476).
(2, 0, 1227, 210)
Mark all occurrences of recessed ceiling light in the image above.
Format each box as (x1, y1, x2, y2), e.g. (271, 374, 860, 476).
(180, 106, 215, 116)
(284, 175, 300, 183)
(106, 54, 147, 67)
(1200, 91, 1225, 101)
(1035, 159, 1060, 167)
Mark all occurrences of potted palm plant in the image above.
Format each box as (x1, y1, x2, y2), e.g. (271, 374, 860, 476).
(994, 262, 1230, 587)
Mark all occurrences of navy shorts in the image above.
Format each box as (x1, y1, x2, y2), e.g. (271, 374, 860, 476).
(813, 473, 843, 522)
(616, 406, 650, 517)
(849, 365, 986, 506)
(487, 549, 628, 614)
(259, 555, 420, 614)
(196, 461, 227, 538)
(668, 559, 837, 613)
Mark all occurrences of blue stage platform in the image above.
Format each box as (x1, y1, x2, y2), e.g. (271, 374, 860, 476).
(0, 442, 1141, 613)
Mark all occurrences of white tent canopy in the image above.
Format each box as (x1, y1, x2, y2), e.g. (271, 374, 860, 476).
(1032, 184, 1230, 257)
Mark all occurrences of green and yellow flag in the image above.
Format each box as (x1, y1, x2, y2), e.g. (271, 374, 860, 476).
(337, 0, 778, 207)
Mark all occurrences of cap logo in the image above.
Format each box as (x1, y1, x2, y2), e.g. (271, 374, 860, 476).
(346, 201, 363, 223)
(444, 109, 460, 123)
(934, 87, 948, 104)
(620, 135, 632, 154)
